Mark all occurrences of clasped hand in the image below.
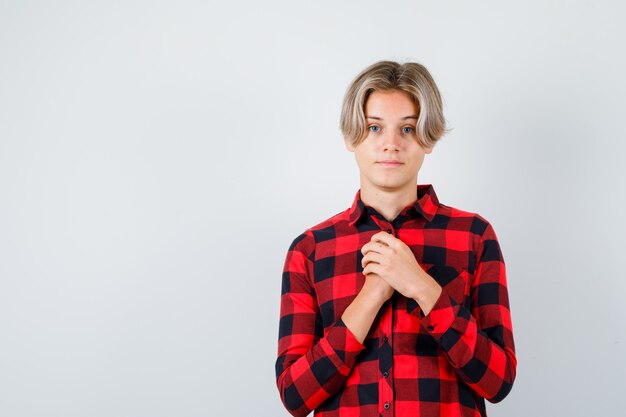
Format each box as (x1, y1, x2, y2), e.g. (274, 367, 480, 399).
(361, 231, 441, 308)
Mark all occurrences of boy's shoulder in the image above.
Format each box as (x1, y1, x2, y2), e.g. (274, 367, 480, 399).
(308, 208, 352, 232)
(439, 201, 491, 222)
(437, 201, 496, 238)
(287, 208, 351, 252)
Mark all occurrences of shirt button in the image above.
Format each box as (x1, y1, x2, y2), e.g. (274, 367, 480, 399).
(384, 403, 390, 410)
(386, 229, 392, 234)
(383, 371, 389, 378)
(382, 335, 388, 343)
(427, 325, 435, 331)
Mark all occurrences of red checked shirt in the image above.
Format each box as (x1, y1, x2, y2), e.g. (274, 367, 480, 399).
(275, 184, 516, 417)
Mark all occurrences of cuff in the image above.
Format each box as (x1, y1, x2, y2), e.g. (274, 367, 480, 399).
(407, 288, 458, 340)
(319, 318, 366, 373)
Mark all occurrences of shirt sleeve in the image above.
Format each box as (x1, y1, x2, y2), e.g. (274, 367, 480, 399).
(275, 231, 365, 417)
(409, 218, 517, 403)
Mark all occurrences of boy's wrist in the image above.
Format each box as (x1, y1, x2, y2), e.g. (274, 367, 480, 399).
(409, 272, 442, 316)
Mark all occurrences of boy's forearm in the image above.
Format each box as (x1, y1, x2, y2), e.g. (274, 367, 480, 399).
(341, 291, 386, 344)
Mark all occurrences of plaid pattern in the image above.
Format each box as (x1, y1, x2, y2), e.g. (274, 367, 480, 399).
(276, 184, 516, 417)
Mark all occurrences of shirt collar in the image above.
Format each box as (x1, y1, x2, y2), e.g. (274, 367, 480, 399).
(348, 184, 440, 226)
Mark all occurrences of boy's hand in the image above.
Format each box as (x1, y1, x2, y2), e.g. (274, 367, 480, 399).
(361, 231, 442, 314)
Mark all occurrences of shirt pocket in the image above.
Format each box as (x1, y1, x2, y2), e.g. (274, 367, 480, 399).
(423, 263, 472, 306)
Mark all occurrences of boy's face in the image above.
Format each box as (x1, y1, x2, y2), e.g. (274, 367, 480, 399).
(346, 89, 433, 194)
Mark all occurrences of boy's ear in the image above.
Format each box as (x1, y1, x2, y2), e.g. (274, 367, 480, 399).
(344, 138, 355, 152)
(424, 146, 433, 155)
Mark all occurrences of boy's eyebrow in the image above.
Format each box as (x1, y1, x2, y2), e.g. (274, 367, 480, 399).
(366, 115, 419, 120)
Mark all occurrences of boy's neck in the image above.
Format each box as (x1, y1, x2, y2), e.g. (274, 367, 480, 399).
(359, 182, 418, 222)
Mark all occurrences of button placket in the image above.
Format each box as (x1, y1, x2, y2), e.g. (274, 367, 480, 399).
(377, 282, 394, 414)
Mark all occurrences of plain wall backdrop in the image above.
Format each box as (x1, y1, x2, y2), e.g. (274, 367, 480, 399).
(1, 1, 625, 416)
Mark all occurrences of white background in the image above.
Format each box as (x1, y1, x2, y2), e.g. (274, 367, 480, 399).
(1, 1, 625, 416)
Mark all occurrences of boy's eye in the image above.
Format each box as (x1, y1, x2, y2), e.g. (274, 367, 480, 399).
(368, 125, 380, 133)
(402, 126, 414, 134)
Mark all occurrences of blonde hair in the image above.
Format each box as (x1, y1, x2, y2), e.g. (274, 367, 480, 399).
(340, 60, 448, 149)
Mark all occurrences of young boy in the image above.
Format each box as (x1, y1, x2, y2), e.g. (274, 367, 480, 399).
(275, 61, 516, 417)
